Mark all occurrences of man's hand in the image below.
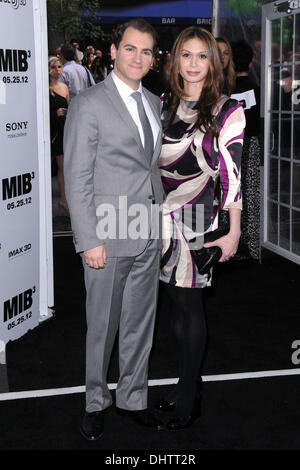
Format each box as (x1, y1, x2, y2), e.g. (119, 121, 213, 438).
(84, 245, 106, 269)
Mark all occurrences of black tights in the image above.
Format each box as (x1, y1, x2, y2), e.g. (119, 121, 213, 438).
(163, 283, 207, 417)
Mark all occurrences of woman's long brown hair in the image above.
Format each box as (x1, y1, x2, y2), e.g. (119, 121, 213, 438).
(164, 27, 224, 137)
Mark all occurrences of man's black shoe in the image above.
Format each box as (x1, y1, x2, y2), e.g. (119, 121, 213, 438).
(80, 411, 104, 441)
(116, 407, 164, 430)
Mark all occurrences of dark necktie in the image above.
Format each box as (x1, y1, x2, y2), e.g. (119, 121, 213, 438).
(131, 91, 154, 161)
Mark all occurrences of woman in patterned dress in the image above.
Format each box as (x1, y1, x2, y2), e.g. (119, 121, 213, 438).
(156, 27, 245, 430)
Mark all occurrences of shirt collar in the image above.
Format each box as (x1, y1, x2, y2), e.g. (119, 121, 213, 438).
(112, 71, 143, 101)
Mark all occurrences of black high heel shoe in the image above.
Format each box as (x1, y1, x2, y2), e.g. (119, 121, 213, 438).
(155, 399, 176, 413)
(156, 376, 203, 414)
(163, 397, 201, 431)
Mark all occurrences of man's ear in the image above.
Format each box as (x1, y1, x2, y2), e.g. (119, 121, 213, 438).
(110, 43, 116, 60)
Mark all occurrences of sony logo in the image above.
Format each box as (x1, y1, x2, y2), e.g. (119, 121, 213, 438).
(6, 121, 28, 132)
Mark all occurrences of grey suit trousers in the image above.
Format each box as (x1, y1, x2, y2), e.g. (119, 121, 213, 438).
(82, 238, 161, 412)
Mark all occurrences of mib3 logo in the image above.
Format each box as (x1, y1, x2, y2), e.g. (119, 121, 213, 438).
(2, 172, 34, 201)
(0, 49, 31, 72)
(3, 287, 35, 323)
(0, 0, 27, 9)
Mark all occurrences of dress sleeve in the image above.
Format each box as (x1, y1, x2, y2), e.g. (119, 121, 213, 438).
(217, 101, 245, 210)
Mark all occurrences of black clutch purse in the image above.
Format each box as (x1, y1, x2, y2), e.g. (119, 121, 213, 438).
(189, 225, 230, 275)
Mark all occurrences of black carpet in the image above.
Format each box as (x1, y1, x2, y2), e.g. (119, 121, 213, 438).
(1, 377, 300, 450)
(2, 237, 300, 450)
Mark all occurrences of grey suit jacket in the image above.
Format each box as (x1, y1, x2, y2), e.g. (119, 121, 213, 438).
(63, 73, 164, 256)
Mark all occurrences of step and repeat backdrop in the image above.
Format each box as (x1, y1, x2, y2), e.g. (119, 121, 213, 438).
(0, 0, 53, 343)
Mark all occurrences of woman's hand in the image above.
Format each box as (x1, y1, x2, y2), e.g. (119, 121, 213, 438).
(204, 233, 240, 262)
(204, 208, 241, 262)
(57, 107, 67, 117)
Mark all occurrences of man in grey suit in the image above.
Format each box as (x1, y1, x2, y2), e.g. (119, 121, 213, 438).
(64, 19, 164, 440)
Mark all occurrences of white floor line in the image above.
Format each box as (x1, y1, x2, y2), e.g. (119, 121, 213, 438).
(1, 368, 300, 402)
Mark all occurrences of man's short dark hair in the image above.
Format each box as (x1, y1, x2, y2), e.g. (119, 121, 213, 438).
(231, 40, 254, 73)
(113, 18, 158, 51)
(61, 44, 76, 61)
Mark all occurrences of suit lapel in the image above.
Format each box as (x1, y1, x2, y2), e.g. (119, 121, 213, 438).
(143, 87, 162, 166)
(102, 75, 162, 166)
(103, 74, 145, 156)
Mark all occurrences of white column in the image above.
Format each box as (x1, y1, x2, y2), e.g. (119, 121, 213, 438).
(212, 0, 220, 37)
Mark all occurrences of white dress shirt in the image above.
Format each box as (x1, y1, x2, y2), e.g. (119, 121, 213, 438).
(111, 71, 160, 147)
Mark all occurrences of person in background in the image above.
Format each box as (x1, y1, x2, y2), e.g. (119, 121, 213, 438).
(59, 44, 95, 100)
(230, 39, 261, 260)
(142, 57, 165, 97)
(249, 39, 261, 86)
(49, 57, 70, 213)
(82, 51, 95, 71)
(161, 51, 171, 89)
(90, 56, 105, 83)
(85, 45, 95, 56)
(216, 37, 235, 96)
(55, 45, 63, 59)
(94, 48, 110, 78)
(49, 49, 57, 58)
(72, 41, 84, 64)
(156, 26, 245, 431)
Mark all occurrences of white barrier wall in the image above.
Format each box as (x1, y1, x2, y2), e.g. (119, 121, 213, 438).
(0, 0, 53, 343)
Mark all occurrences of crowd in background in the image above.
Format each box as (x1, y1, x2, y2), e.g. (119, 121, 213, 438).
(49, 40, 176, 94)
(50, 42, 110, 83)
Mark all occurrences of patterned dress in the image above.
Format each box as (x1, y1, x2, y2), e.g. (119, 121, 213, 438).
(158, 97, 245, 288)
